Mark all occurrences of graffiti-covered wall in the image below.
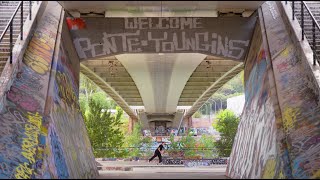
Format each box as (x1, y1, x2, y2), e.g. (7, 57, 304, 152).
(261, 1, 320, 179)
(226, 21, 283, 179)
(44, 12, 98, 178)
(0, 1, 97, 179)
(227, 1, 320, 179)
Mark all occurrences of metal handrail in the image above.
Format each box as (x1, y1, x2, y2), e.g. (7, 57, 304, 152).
(289, 1, 320, 65)
(0, 1, 34, 64)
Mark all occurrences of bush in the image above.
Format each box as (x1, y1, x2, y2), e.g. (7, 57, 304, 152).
(192, 111, 202, 118)
(213, 109, 240, 157)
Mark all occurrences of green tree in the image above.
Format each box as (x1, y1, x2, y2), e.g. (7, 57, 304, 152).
(198, 135, 217, 158)
(124, 123, 143, 158)
(213, 109, 240, 157)
(83, 98, 126, 158)
(180, 131, 197, 158)
(192, 111, 202, 118)
(80, 73, 98, 101)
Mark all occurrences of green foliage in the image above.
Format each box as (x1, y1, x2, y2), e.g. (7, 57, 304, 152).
(125, 122, 152, 157)
(213, 109, 240, 157)
(168, 134, 180, 151)
(198, 135, 217, 158)
(79, 73, 128, 158)
(192, 111, 202, 118)
(211, 71, 245, 112)
(180, 132, 197, 157)
(82, 98, 126, 158)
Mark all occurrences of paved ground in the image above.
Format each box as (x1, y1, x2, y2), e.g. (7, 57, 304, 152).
(96, 160, 229, 179)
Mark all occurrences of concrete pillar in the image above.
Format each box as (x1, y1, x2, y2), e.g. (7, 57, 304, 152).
(128, 117, 138, 133)
(128, 117, 133, 133)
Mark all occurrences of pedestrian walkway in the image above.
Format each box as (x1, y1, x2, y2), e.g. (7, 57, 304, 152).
(96, 160, 229, 179)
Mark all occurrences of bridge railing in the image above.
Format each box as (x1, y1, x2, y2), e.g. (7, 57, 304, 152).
(286, 1, 320, 66)
(0, 1, 38, 64)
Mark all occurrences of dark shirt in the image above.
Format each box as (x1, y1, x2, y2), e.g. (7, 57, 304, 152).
(158, 144, 164, 151)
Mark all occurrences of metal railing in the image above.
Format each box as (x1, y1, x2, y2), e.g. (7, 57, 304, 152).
(0, 1, 35, 64)
(286, 1, 320, 66)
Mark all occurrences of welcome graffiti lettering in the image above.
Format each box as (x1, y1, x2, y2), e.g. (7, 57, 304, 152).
(125, 17, 203, 30)
(71, 17, 256, 60)
(74, 31, 249, 60)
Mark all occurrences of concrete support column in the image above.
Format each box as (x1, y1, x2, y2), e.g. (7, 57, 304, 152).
(185, 117, 192, 129)
(128, 117, 138, 133)
(128, 118, 133, 133)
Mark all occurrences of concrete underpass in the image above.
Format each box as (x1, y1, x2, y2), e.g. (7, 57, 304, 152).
(0, 1, 319, 179)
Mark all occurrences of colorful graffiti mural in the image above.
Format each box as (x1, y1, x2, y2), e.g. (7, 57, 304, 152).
(228, 1, 320, 179)
(46, 38, 98, 178)
(0, 2, 97, 179)
(262, 1, 320, 179)
(227, 20, 282, 179)
(0, 3, 61, 179)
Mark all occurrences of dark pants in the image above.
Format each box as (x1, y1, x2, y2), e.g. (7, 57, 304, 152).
(149, 150, 162, 163)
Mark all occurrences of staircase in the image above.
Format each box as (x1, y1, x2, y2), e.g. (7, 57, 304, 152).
(290, 1, 320, 64)
(0, 1, 32, 75)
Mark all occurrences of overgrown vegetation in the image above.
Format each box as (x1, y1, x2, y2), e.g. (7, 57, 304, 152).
(213, 109, 240, 157)
(80, 74, 126, 158)
(123, 122, 152, 158)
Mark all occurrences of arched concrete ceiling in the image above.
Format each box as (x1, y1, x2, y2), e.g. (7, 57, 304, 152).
(116, 53, 206, 114)
(80, 53, 243, 120)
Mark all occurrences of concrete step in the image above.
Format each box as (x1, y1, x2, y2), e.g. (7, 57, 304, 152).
(0, 12, 29, 19)
(0, 43, 11, 48)
(0, 7, 32, 12)
(0, 35, 19, 41)
(0, 56, 9, 61)
(0, 51, 10, 56)
(0, 37, 19, 43)
(0, 30, 21, 34)
(97, 166, 133, 171)
(0, 19, 28, 26)
(0, 61, 6, 65)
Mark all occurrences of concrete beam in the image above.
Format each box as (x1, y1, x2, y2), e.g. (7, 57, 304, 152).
(194, 65, 236, 72)
(80, 63, 138, 120)
(184, 63, 244, 118)
(188, 77, 218, 82)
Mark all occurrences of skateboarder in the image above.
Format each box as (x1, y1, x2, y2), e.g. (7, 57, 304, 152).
(148, 142, 165, 164)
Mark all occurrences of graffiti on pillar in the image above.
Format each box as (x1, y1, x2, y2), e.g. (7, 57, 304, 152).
(0, 2, 97, 179)
(70, 17, 257, 60)
(46, 37, 98, 178)
(49, 127, 69, 179)
(261, 1, 320, 179)
(0, 3, 61, 179)
(227, 21, 281, 178)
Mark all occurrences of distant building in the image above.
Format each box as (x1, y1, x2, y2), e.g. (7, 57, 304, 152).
(227, 94, 245, 116)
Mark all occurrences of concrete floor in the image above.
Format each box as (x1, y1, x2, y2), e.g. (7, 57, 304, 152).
(96, 161, 229, 179)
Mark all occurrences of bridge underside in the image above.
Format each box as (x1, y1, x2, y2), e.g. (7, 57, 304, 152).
(67, 14, 257, 123)
(0, 1, 319, 179)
